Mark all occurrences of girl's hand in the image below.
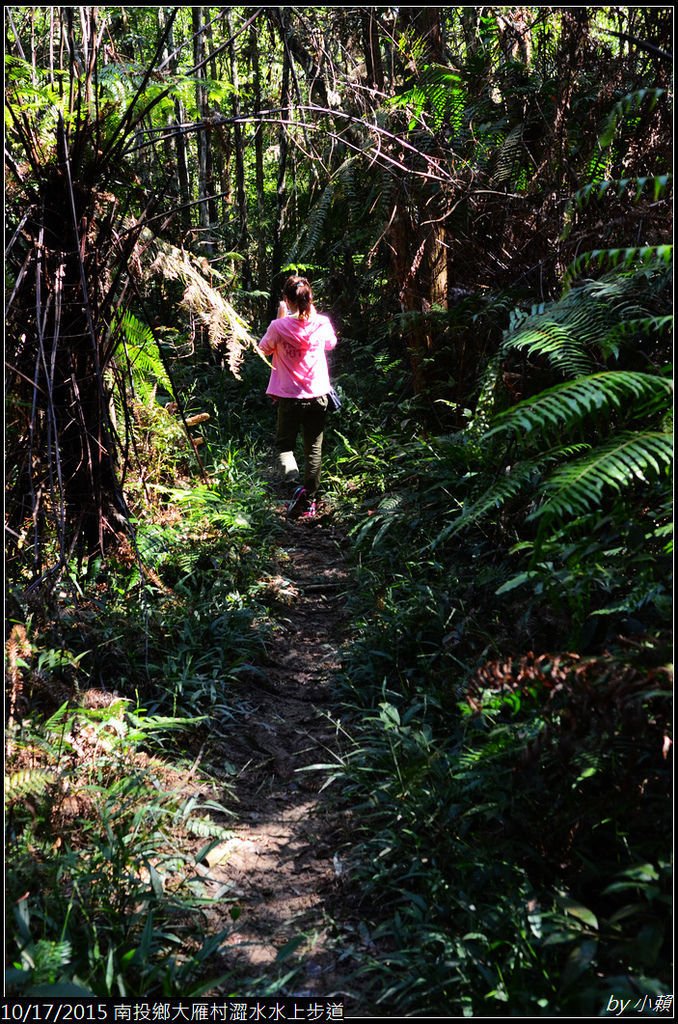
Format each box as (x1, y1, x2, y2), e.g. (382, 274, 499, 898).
(277, 300, 287, 319)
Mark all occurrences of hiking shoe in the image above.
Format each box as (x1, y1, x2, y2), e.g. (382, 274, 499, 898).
(287, 486, 308, 519)
(300, 499, 317, 519)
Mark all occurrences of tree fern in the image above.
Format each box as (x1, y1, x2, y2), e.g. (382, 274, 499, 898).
(454, 250, 673, 567)
(433, 460, 539, 547)
(398, 64, 465, 133)
(291, 155, 391, 264)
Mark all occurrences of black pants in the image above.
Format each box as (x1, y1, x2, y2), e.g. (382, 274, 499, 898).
(275, 395, 329, 497)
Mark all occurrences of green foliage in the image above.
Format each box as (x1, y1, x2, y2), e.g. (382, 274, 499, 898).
(443, 265, 672, 580)
(325, 256, 671, 1017)
(5, 6, 673, 1013)
(5, 770, 56, 807)
(563, 245, 673, 291)
(533, 431, 672, 523)
(566, 174, 672, 216)
(5, 425, 280, 996)
(390, 63, 464, 132)
(332, 561, 671, 1013)
(598, 87, 667, 149)
(5, 700, 236, 997)
(111, 309, 174, 405)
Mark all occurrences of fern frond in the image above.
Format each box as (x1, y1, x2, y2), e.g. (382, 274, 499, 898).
(5, 769, 55, 806)
(351, 494, 406, 549)
(112, 309, 173, 403)
(486, 372, 672, 440)
(184, 817, 232, 841)
(492, 123, 524, 187)
(598, 87, 667, 149)
(418, 64, 464, 131)
(146, 241, 256, 379)
(502, 322, 596, 377)
(433, 448, 588, 544)
(433, 464, 538, 546)
(501, 273, 659, 376)
(294, 178, 336, 261)
(568, 174, 672, 213)
(599, 316, 673, 360)
(563, 245, 672, 292)
(529, 431, 673, 523)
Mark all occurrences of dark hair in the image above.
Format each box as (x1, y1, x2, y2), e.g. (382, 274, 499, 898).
(282, 275, 313, 320)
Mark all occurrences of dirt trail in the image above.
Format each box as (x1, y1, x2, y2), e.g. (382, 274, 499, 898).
(202, 505, 363, 1003)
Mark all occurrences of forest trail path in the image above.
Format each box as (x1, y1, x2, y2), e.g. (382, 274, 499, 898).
(203, 503, 361, 1003)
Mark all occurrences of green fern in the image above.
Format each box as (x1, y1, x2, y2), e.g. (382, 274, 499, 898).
(111, 309, 173, 404)
(498, 267, 665, 392)
(529, 431, 673, 523)
(294, 178, 336, 261)
(568, 174, 672, 213)
(492, 123, 525, 187)
(486, 372, 672, 440)
(434, 445, 590, 545)
(5, 769, 55, 807)
(457, 257, 672, 553)
(414, 64, 464, 132)
(563, 245, 672, 292)
(502, 321, 596, 378)
(599, 315, 673, 360)
(350, 494, 406, 550)
(598, 87, 667, 149)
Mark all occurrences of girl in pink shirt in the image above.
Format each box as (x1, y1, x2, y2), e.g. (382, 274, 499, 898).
(258, 276, 338, 518)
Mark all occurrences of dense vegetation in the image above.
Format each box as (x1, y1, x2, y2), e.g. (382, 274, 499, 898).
(5, 6, 672, 1013)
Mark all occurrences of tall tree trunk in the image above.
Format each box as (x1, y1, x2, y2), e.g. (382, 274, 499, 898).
(361, 8, 385, 92)
(389, 8, 449, 396)
(192, 6, 215, 255)
(268, 9, 292, 319)
(248, 17, 268, 289)
(203, 9, 220, 231)
(159, 7, 191, 233)
(226, 6, 250, 288)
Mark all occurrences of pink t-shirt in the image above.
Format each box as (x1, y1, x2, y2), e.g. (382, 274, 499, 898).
(259, 313, 337, 399)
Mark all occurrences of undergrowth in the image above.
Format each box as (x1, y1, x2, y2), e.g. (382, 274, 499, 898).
(5, 262, 672, 1008)
(318, 265, 673, 1016)
(5, 384, 284, 996)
